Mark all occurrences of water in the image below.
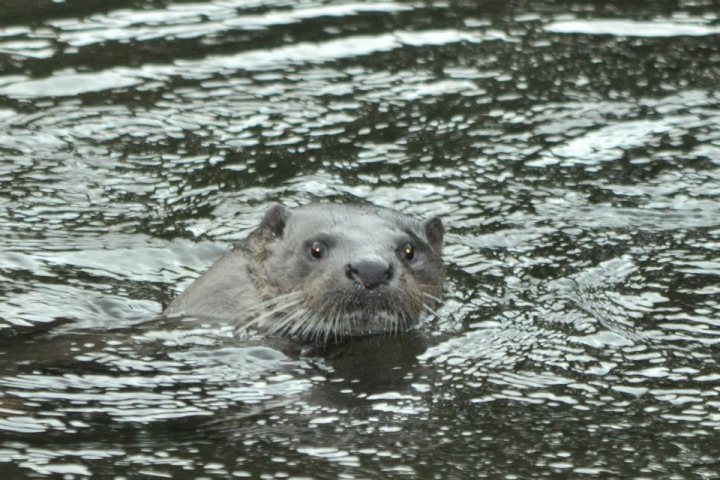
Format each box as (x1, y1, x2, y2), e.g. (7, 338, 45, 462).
(1, 0, 719, 478)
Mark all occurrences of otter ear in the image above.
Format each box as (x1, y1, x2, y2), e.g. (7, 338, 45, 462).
(260, 203, 291, 237)
(423, 216, 444, 252)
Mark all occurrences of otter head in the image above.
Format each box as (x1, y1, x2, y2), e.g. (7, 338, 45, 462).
(250, 203, 444, 343)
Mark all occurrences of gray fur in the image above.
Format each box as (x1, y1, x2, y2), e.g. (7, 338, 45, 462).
(164, 203, 444, 342)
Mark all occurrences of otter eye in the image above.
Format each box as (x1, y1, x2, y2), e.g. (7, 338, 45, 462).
(400, 242, 415, 261)
(309, 241, 327, 260)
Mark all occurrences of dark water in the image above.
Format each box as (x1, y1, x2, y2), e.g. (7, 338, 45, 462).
(1, 0, 720, 478)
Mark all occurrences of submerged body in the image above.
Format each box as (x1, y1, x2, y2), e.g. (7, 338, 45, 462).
(164, 203, 444, 342)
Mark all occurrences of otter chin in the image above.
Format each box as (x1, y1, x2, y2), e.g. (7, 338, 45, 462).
(164, 202, 445, 343)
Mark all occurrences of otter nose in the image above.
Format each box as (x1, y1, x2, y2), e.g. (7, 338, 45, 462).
(345, 260, 393, 290)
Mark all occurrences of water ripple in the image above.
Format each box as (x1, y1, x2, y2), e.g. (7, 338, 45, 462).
(50, 2, 414, 47)
(546, 17, 720, 37)
(1, 0, 720, 478)
(0, 29, 484, 98)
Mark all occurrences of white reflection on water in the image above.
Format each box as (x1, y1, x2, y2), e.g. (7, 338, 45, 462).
(0, 334, 313, 432)
(546, 18, 720, 37)
(0, 70, 143, 98)
(48, 1, 413, 47)
(0, 29, 482, 98)
(0, 39, 53, 59)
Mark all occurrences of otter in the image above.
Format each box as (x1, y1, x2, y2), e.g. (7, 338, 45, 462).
(164, 203, 444, 343)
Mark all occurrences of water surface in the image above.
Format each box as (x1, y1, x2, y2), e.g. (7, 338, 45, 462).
(1, 0, 719, 478)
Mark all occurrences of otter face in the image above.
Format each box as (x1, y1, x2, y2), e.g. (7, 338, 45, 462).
(252, 203, 444, 343)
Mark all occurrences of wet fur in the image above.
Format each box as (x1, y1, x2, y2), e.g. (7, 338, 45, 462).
(164, 203, 444, 343)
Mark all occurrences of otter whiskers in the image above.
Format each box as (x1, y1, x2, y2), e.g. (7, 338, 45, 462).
(245, 287, 444, 344)
(238, 291, 304, 335)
